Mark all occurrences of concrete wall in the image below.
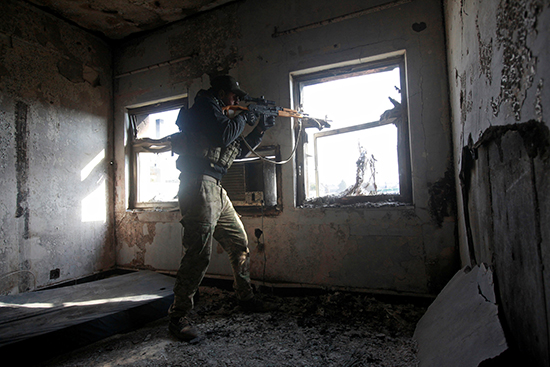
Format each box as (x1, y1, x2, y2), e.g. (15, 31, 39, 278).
(114, 0, 457, 296)
(0, 0, 115, 294)
(444, 0, 549, 364)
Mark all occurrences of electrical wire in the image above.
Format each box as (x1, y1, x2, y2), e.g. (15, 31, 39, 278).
(261, 200, 267, 286)
(241, 119, 304, 165)
(243, 118, 307, 286)
(0, 270, 37, 291)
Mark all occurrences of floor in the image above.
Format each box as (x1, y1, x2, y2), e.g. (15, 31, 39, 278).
(35, 285, 428, 367)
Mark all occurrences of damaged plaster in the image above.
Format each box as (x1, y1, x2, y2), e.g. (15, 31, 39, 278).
(446, 0, 549, 363)
(491, 0, 542, 120)
(25, 0, 238, 40)
(15, 101, 29, 229)
(167, 5, 242, 85)
(0, 0, 114, 293)
(117, 215, 158, 269)
(535, 78, 544, 122)
(427, 167, 456, 228)
(57, 58, 101, 86)
(476, 16, 493, 84)
(112, 0, 455, 297)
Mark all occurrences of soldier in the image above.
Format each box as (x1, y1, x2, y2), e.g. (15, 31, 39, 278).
(169, 75, 275, 341)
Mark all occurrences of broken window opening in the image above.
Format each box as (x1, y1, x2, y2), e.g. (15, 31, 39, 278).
(127, 98, 186, 209)
(294, 56, 411, 207)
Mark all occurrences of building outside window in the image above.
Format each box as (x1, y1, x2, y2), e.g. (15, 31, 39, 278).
(127, 98, 186, 209)
(293, 55, 411, 206)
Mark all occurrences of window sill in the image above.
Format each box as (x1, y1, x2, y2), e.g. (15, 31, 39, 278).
(125, 205, 283, 219)
(300, 195, 412, 209)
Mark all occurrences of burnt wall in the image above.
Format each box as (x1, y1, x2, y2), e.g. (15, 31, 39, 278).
(0, 0, 114, 293)
(114, 0, 456, 297)
(445, 0, 549, 364)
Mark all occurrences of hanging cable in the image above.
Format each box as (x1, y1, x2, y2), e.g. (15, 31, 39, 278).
(253, 200, 268, 286)
(0, 270, 37, 291)
(261, 199, 266, 285)
(241, 118, 304, 165)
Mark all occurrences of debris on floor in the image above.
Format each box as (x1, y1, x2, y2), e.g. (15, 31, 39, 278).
(39, 285, 428, 367)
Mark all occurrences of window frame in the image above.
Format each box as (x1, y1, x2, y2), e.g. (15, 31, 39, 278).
(292, 56, 412, 206)
(127, 97, 187, 210)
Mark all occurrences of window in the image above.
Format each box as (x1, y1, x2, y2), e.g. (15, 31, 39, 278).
(293, 56, 411, 206)
(127, 98, 187, 209)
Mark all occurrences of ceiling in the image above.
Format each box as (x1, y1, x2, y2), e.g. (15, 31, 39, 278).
(25, 0, 238, 40)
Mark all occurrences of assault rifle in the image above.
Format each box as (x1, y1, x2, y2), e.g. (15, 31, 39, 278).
(222, 95, 331, 131)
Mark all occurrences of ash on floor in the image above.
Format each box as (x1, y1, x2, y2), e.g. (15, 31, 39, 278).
(39, 286, 428, 367)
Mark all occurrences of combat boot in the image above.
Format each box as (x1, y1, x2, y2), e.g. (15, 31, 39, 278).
(168, 317, 199, 342)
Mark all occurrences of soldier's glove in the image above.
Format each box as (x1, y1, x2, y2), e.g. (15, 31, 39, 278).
(258, 115, 276, 132)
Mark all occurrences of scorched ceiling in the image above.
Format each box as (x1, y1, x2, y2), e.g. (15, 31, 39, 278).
(24, 0, 238, 40)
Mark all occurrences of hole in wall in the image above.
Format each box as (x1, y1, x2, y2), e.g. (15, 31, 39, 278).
(412, 22, 427, 32)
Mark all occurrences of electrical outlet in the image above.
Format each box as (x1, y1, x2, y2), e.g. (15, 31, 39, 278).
(245, 191, 264, 204)
(50, 268, 60, 279)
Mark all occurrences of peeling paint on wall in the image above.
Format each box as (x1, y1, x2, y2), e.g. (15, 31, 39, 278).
(428, 167, 456, 228)
(114, 0, 455, 296)
(476, 16, 493, 84)
(447, 0, 549, 362)
(1, 0, 114, 293)
(117, 215, 157, 269)
(535, 78, 544, 122)
(57, 58, 101, 86)
(491, 0, 543, 120)
(14, 101, 29, 239)
(57, 58, 84, 83)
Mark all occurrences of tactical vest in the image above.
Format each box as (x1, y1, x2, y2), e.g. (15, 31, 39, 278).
(170, 131, 240, 169)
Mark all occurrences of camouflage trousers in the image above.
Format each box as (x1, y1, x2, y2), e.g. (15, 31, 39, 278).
(168, 174, 253, 319)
